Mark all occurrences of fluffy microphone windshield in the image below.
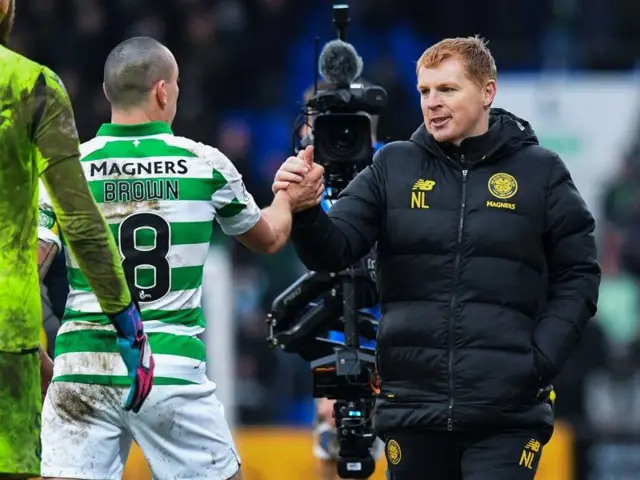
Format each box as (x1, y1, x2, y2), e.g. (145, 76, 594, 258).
(318, 39, 363, 87)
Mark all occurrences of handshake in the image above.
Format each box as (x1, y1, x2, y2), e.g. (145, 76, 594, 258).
(272, 146, 326, 212)
(107, 147, 324, 414)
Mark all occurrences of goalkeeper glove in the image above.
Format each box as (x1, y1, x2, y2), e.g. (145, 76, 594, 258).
(109, 302, 155, 412)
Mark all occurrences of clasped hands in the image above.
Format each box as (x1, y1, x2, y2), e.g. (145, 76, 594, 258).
(272, 146, 325, 212)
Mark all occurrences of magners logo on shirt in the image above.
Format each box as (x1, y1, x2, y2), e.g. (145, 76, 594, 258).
(89, 159, 189, 177)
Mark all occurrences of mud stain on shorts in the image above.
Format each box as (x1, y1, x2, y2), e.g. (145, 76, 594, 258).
(53, 383, 123, 425)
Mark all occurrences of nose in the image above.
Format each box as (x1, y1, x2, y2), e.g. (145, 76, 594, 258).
(426, 91, 442, 110)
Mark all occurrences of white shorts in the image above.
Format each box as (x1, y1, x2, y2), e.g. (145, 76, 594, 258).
(313, 421, 385, 462)
(41, 380, 240, 480)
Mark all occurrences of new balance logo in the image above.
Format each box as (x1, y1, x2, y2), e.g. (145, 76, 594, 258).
(519, 438, 541, 470)
(410, 179, 435, 209)
(524, 439, 541, 452)
(412, 179, 436, 191)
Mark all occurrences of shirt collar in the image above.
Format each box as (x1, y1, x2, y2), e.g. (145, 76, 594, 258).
(96, 122, 173, 137)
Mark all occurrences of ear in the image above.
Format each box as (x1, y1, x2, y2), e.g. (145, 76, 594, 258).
(154, 80, 168, 108)
(102, 83, 109, 101)
(483, 80, 497, 109)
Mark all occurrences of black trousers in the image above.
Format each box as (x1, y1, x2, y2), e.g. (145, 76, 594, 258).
(383, 428, 551, 480)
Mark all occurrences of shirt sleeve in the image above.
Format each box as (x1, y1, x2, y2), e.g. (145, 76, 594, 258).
(30, 67, 132, 315)
(37, 180, 62, 249)
(202, 146, 261, 236)
(40, 145, 132, 316)
(533, 156, 601, 383)
(32, 67, 81, 175)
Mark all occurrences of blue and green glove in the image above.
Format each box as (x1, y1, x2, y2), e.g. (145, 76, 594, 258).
(108, 302, 155, 412)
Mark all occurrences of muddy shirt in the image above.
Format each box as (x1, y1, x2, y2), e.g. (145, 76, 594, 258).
(0, 45, 130, 352)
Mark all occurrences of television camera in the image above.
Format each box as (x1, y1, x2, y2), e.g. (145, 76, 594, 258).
(267, 6, 387, 479)
(297, 3, 388, 200)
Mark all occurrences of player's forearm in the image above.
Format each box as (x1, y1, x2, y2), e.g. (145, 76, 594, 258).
(37, 239, 59, 280)
(41, 157, 131, 314)
(259, 192, 293, 253)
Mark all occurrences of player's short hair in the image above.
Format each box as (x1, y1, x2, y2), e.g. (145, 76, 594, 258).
(416, 35, 497, 87)
(302, 79, 380, 134)
(103, 36, 175, 108)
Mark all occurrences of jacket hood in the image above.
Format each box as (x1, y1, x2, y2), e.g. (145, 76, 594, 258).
(410, 108, 539, 163)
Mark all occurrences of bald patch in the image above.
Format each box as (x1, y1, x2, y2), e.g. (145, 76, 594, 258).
(103, 36, 175, 108)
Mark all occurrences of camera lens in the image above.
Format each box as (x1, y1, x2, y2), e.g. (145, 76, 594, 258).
(313, 113, 371, 165)
(329, 122, 359, 156)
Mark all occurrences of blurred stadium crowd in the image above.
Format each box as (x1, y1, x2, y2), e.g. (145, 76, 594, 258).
(15, 0, 640, 472)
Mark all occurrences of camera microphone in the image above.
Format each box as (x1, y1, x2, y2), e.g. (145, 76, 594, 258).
(318, 39, 363, 89)
(303, 8, 386, 199)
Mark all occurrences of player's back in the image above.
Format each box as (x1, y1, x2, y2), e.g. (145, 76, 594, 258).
(55, 122, 249, 386)
(0, 46, 53, 352)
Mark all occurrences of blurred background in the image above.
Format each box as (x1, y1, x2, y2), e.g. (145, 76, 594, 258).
(23, 0, 640, 478)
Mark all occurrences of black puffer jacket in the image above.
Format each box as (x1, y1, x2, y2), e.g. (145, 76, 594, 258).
(291, 109, 600, 434)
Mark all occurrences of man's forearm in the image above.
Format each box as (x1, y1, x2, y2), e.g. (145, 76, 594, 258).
(37, 240, 59, 280)
(259, 191, 293, 254)
(291, 206, 355, 272)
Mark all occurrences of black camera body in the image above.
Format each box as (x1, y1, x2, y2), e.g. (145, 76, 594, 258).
(334, 399, 377, 479)
(311, 113, 372, 197)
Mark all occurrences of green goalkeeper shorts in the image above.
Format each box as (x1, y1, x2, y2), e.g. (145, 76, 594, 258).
(0, 349, 41, 477)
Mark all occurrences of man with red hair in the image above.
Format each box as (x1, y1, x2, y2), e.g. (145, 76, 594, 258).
(273, 36, 600, 479)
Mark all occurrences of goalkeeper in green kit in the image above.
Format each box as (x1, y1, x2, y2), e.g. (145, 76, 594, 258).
(0, 1, 155, 478)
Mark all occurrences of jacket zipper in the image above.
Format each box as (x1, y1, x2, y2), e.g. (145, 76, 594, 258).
(447, 156, 468, 431)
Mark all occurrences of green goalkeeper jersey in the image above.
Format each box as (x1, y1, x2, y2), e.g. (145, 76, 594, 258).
(0, 45, 131, 352)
